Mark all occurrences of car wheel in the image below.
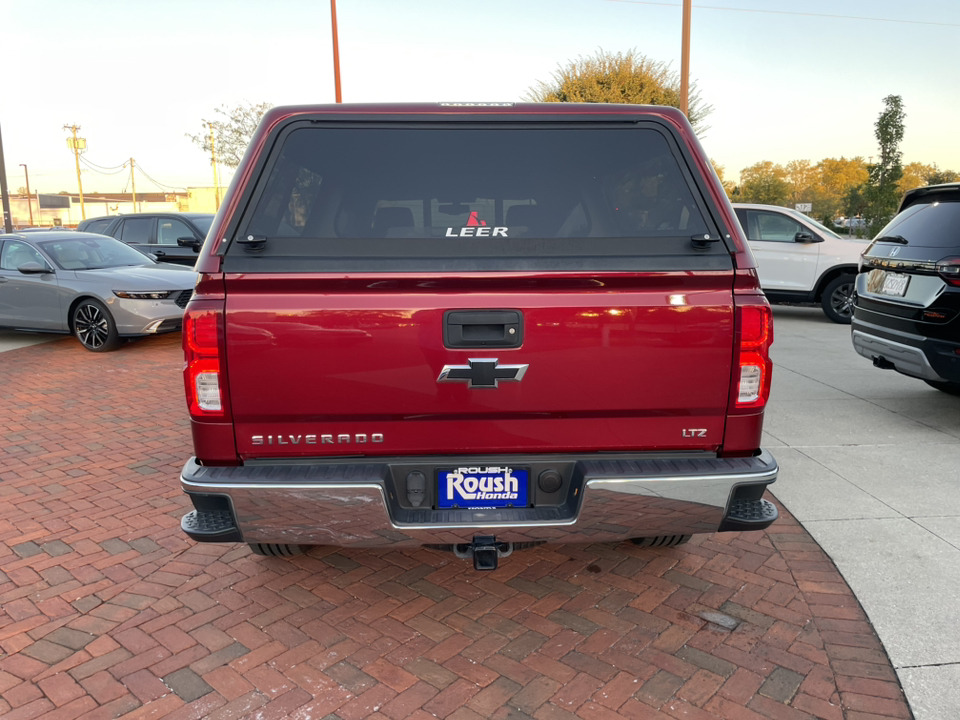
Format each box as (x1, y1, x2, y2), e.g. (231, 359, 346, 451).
(248, 543, 306, 557)
(629, 535, 691, 548)
(72, 299, 122, 352)
(821, 275, 856, 324)
(923, 380, 960, 396)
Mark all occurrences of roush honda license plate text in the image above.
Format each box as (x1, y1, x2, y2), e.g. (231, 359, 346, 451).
(437, 466, 529, 509)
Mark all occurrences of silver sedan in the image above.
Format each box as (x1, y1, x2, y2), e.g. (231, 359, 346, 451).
(0, 232, 197, 352)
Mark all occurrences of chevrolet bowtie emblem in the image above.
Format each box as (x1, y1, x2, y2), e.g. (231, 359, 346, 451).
(437, 358, 529, 388)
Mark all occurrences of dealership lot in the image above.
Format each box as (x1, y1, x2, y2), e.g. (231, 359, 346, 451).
(0, 312, 946, 719)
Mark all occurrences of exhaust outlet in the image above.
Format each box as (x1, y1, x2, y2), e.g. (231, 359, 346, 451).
(872, 355, 896, 370)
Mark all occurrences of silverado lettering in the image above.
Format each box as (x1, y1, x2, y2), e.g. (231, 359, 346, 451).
(251, 433, 384, 445)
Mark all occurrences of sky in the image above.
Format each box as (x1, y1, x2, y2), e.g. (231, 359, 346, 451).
(3, 0, 959, 196)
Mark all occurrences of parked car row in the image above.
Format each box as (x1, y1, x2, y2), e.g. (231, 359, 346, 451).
(735, 191, 959, 395)
(0, 231, 196, 351)
(77, 212, 214, 266)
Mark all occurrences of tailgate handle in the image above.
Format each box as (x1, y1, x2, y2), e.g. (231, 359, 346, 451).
(444, 310, 523, 348)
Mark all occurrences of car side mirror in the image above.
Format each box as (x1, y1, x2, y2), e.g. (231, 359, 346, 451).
(177, 237, 202, 251)
(795, 231, 823, 243)
(18, 262, 53, 274)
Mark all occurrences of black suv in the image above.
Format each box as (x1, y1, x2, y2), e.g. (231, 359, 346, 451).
(76, 213, 214, 266)
(852, 183, 960, 394)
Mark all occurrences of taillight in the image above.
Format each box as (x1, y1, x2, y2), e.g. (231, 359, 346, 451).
(734, 302, 773, 409)
(936, 257, 960, 287)
(184, 307, 226, 418)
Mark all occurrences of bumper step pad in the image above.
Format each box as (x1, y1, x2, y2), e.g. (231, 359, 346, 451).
(181, 509, 242, 542)
(718, 498, 778, 532)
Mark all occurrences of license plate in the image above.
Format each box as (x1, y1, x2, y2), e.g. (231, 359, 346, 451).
(437, 466, 529, 509)
(880, 272, 910, 297)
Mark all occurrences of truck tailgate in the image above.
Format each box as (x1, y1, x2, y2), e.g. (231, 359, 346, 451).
(225, 272, 733, 458)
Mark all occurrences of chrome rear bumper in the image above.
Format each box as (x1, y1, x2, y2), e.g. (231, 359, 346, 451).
(180, 451, 778, 547)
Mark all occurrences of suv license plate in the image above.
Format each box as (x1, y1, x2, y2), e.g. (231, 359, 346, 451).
(437, 466, 529, 509)
(880, 272, 910, 297)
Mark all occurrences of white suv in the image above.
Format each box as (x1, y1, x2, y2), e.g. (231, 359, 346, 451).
(733, 204, 869, 323)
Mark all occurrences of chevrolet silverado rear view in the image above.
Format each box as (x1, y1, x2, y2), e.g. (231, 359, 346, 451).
(178, 103, 778, 570)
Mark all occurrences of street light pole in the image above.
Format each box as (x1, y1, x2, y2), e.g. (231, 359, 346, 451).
(20, 164, 33, 225)
(129, 158, 138, 213)
(0, 122, 13, 233)
(331, 0, 342, 102)
(680, 0, 691, 117)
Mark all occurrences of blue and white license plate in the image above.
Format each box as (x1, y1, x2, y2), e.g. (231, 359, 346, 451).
(437, 466, 529, 509)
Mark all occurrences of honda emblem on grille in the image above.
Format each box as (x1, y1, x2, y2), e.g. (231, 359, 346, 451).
(890, 247, 901, 257)
(437, 358, 529, 388)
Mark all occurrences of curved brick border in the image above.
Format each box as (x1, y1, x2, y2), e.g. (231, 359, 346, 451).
(0, 335, 912, 719)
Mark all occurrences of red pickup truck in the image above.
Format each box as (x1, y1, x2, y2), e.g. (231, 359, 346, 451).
(179, 103, 778, 570)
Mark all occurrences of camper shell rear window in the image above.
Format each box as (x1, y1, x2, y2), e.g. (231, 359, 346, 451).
(225, 122, 729, 272)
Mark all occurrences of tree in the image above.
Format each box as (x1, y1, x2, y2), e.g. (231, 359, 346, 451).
(738, 161, 789, 206)
(526, 49, 713, 132)
(862, 95, 905, 235)
(927, 167, 960, 185)
(785, 160, 817, 206)
(897, 162, 937, 196)
(710, 159, 736, 199)
(186, 101, 273, 169)
(811, 156, 868, 222)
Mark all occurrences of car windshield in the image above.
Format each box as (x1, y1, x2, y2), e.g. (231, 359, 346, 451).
(38, 236, 154, 270)
(191, 216, 214, 235)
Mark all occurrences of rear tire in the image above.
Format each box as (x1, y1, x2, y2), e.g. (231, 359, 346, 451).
(923, 379, 960, 396)
(630, 535, 691, 548)
(248, 543, 305, 557)
(821, 275, 856, 324)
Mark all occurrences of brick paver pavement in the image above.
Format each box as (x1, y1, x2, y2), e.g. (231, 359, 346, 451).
(0, 335, 912, 719)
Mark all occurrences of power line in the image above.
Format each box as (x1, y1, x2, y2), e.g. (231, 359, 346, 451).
(74, 154, 126, 171)
(79, 156, 127, 176)
(604, 0, 960, 28)
(134, 163, 186, 192)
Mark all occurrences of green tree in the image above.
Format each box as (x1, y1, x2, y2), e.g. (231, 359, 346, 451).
(710, 159, 736, 199)
(526, 49, 713, 132)
(187, 101, 273, 169)
(785, 160, 817, 206)
(862, 95, 905, 235)
(925, 166, 960, 185)
(738, 161, 789, 206)
(805, 156, 868, 223)
(897, 162, 937, 196)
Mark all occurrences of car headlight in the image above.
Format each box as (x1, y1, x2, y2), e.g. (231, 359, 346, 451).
(114, 290, 173, 299)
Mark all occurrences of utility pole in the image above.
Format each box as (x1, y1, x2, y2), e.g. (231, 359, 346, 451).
(129, 158, 137, 212)
(208, 124, 221, 210)
(20, 163, 33, 225)
(0, 122, 12, 233)
(331, 0, 342, 102)
(63, 124, 87, 220)
(680, 0, 691, 117)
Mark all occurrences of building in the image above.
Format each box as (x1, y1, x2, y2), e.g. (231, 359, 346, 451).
(5, 187, 224, 228)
